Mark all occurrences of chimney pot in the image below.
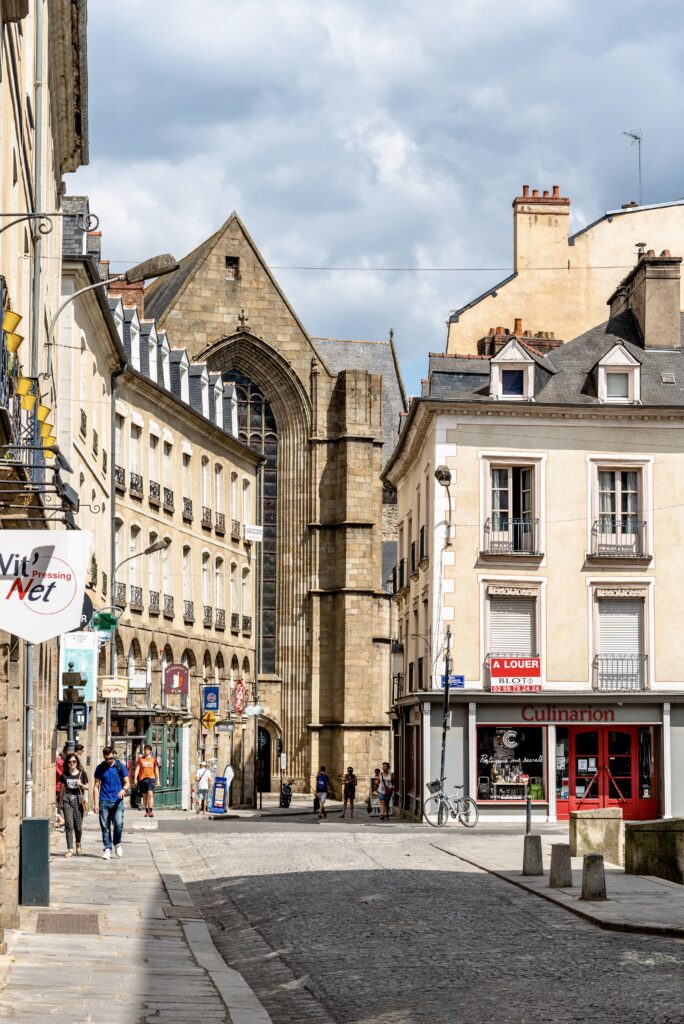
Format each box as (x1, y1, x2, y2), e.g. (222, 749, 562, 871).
(523, 330, 531, 337)
(549, 331, 555, 339)
(647, 249, 655, 257)
(532, 189, 539, 198)
(488, 327, 495, 335)
(543, 190, 549, 198)
(552, 185, 560, 197)
(513, 317, 523, 335)
(522, 185, 529, 198)
(661, 249, 672, 257)
(496, 325, 504, 335)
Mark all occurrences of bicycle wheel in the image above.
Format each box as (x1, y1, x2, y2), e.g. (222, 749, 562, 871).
(458, 797, 479, 828)
(423, 794, 449, 827)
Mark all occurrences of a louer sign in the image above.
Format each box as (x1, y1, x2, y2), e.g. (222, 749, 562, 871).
(0, 531, 92, 643)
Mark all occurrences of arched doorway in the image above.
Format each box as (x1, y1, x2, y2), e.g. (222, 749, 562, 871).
(258, 725, 272, 793)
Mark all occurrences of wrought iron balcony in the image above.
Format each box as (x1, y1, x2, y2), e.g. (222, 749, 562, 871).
(114, 464, 126, 491)
(215, 608, 226, 630)
(215, 512, 226, 535)
(591, 518, 648, 559)
(163, 487, 174, 512)
(149, 480, 161, 506)
(482, 517, 540, 556)
(129, 585, 143, 611)
(163, 593, 174, 618)
(182, 496, 193, 521)
(593, 654, 647, 692)
(231, 519, 241, 540)
(183, 599, 194, 623)
(149, 590, 160, 615)
(113, 582, 126, 608)
(201, 506, 212, 529)
(231, 612, 240, 632)
(129, 471, 143, 497)
(79, 408, 87, 437)
(242, 615, 252, 634)
(203, 605, 213, 627)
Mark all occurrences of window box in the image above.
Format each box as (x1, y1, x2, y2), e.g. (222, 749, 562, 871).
(215, 608, 226, 630)
(182, 496, 193, 521)
(163, 594, 174, 619)
(183, 599, 194, 624)
(163, 488, 174, 512)
(114, 464, 126, 492)
(215, 512, 226, 535)
(201, 506, 212, 530)
(113, 582, 126, 608)
(149, 590, 160, 616)
(230, 612, 240, 632)
(149, 480, 161, 506)
(242, 615, 252, 634)
(203, 605, 213, 627)
(129, 585, 143, 611)
(231, 519, 241, 541)
(129, 471, 143, 498)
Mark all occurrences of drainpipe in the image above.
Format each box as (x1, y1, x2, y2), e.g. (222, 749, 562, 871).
(23, 0, 44, 819)
(108, 365, 125, 743)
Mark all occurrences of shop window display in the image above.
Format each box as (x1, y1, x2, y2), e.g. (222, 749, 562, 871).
(477, 727, 546, 801)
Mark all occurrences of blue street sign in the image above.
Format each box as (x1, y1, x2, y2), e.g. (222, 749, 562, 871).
(440, 674, 465, 689)
(202, 685, 220, 713)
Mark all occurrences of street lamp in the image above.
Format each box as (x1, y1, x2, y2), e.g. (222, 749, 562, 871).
(434, 465, 454, 798)
(434, 465, 453, 547)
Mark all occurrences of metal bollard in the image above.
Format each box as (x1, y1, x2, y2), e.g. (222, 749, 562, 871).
(525, 795, 532, 834)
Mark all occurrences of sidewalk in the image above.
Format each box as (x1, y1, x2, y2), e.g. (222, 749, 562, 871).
(0, 816, 271, 1023)
(431, 829, 684, 937)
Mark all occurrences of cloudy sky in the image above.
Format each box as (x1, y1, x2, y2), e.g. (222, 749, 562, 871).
(69, 0, 684, 395)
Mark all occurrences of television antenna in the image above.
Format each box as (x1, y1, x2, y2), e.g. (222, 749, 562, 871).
(623, 130, 643, 206)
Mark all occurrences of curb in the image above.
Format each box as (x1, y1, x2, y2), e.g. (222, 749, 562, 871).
(431, 842, 684, 939)
(148, 835, 272, 1024)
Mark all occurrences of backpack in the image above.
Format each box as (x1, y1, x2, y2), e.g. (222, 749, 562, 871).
(316, 773, 328, 793)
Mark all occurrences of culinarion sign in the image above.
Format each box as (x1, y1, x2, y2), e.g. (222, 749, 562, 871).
(490, 657, 541, 693)
(0, 532, 92, 643)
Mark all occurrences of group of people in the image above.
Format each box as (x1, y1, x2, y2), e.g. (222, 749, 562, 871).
(314, 762, 395, 820)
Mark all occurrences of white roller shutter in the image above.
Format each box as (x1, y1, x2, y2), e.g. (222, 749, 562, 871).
(489, 596, 536, 655)
(598, 599, 642, 657)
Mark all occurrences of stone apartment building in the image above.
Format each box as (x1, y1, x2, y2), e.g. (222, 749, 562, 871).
(0, 0, 88, 945)
(144, 214, 407, 790)
(385, 248, 684, 824)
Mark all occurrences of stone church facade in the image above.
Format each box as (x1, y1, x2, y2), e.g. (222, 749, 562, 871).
(145, 214, 405, 790)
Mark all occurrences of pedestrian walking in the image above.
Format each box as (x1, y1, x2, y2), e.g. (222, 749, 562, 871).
(315, 765, 330, 819)
(378, 761, 395, 820)
(341, 766, 357, 818)
(134, 744, 161, 818)
(55, 745, 66, 829)
(195, 761, 212, 815)
(93, 746, 130, 860)
(57, 752, 88, 857)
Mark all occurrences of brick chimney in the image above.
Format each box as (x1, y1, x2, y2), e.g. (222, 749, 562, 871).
(107, 279, 144, 319)
(512, 184, 571, 271)
(608, 250, 682, 349)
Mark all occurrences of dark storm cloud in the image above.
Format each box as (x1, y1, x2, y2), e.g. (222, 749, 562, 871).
(71, 0, 684, 394)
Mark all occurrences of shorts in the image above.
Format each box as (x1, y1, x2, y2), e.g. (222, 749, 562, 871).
(379, 790, 393, 803)
(343, 785, 356, 800)
(197, 788, 210, 800)
(316, 791, 328, 805)
(138, 778, 156, 794)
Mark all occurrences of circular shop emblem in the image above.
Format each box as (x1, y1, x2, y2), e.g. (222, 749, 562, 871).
(501, 729, 519, 749)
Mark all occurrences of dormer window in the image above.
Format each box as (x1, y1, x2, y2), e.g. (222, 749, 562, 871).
(180, 361, 189, 403)
(490, 338, 535, 401)
(597, 344, 640, 404)
(502, 369, 524, 397)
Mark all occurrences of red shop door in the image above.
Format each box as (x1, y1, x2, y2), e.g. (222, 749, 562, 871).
(569, 727, 640, 820)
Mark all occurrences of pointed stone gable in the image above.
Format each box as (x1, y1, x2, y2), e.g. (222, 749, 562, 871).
(144, 213, 327, 389)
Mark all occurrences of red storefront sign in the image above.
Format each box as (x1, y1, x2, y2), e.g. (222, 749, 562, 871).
(164, 663, 189, 695)
(490, 657, 541, 693)
(234, 680, 246, 715)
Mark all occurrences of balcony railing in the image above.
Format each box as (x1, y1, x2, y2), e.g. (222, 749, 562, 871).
(482, 517, 540, 556)
(163, 593, 174, 618)
(203, 605, 213, 627)
(215, 608, 226, 630)
(410, 540, 418, 575)
(149, 480, 161, 506)
(113, 582, 126, 608)
(163, 487, 174, 512)
(215, 512, 226, 535)
(231, 612, 240, 631)
(591, 518, 648, 559)
(231, 519, 241, 540)
(114, 464, 126, 491)
(182, 496, 193, 521)
(593, 654, 647, 692)
(201, 506, 212, 529)
(129, 471, 143, 497)
(419, 525, 427, 563)
(242, 615, 252, 633)
(183, 599, 194, 623)
(129, 585, 143, 610)
(149, 590, 160, 615)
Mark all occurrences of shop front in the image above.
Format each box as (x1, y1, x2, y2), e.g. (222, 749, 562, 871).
(110, 709, 183, 808)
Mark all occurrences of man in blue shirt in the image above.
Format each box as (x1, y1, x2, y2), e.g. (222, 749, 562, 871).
(93, 746, 130, 860)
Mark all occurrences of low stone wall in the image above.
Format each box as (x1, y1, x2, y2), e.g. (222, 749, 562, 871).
(625, 819, 684, 884)
(569, 808, 624, 866)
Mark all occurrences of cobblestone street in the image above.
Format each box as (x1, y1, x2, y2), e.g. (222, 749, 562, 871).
(165, 819, 684, 1024)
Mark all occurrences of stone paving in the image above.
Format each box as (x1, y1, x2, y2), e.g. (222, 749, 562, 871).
(168, 817, 684, 1024)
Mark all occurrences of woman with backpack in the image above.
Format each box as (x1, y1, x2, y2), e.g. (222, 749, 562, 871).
(57, 751, 89, 857)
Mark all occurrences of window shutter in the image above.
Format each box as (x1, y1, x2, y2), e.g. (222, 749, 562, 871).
(598, 599, 642, 657)
(489, 596, 536, 655)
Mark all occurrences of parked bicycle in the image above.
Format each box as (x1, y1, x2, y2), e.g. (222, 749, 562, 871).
(423, 778, 479, 828)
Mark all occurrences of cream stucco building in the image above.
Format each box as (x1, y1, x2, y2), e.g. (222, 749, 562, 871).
(386, 248, 684, 823)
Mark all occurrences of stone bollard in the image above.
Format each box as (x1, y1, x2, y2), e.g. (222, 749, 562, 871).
(522, 834, 544, 876)
(549, 844, 573, 888)
(580, 853, 607, 901)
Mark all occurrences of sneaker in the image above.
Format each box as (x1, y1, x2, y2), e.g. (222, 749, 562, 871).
(149, 810, 154, 818)
(103, 848, 111, 860)
(144, 809, 150, 818)
(115, 844, 123, 858)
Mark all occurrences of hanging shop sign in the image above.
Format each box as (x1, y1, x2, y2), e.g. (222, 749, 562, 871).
(202, 685, 220, 713)
(59, 630, 99, 701)
(243, 524, 263, 543)
(234, 680, 246, 714)
(0, 531, 93, 643)
(100, 676, 129, 700)
(489, 657, 541, 693)
(128, 671, 148, 691)
(164, 663, 189, 696)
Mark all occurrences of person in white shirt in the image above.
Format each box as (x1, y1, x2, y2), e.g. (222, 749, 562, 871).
(195, 761, 213, 815)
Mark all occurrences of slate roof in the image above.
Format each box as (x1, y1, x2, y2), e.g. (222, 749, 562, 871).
(144, 231, 220, 323)
(312, 337, 408, 461)
(427, 310, 684, 407)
